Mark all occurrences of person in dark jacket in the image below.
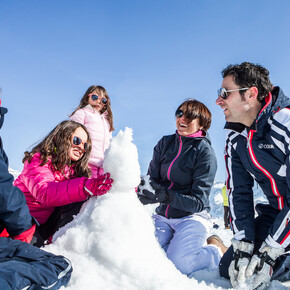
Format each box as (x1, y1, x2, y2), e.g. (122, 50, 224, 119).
(216, 62, 290, 289)
(137, 99, 227, 276)
(0, 90, 72, 289)
(0, 106, 36, 243)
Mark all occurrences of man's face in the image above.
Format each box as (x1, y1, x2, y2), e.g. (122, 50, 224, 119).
(216, 75, 251, 125)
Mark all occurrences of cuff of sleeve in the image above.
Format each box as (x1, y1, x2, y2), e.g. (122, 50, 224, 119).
(11, 224, 36, 243)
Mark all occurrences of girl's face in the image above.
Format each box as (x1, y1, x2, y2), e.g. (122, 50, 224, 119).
(88, 90, 107, 112)
(176, 113, 202, 136)
(68, 127, 88, 161)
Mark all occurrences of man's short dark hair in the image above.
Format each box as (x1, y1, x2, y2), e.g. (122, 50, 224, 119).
(222, 62, 273, 103)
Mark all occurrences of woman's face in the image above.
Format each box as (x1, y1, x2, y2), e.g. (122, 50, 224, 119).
(88, 90, 107, 112)
(68, 127, 88, 161)
(176, 113, 202, 136)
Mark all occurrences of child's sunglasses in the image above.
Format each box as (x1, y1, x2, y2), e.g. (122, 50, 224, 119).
(72, 136, 88, 152)
(88, 94, 108, 104)
(217, 87, 249, 100)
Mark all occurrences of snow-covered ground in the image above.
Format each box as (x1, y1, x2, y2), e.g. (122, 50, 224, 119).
(10, 128, 288, 289)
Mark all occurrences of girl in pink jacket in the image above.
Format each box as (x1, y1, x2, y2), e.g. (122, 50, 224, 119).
(14, 120, 113, 247)
(70, 85, 114, 178)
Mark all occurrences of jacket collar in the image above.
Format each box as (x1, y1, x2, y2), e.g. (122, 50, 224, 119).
(84, 104, 108, 117)
(175, 130, 212, 145)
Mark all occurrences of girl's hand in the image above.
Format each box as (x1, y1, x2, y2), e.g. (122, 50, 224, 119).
(84, 173, 113, 196)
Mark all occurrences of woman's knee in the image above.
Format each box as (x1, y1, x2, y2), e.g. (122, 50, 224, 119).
(167, 248, 198, 275)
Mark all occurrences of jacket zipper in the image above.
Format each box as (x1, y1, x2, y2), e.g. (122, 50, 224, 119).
(165, 135, 183, 218)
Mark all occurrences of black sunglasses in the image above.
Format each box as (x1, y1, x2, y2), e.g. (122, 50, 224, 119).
(175, 109, 199, 120)
(89, 94, 108, 104)
(72, 136, 88, 152)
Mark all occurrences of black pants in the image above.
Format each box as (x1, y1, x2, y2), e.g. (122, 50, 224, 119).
(224, 206, 230, 228)
(219, 203, 284, 279)
(33, 201, 84, 247)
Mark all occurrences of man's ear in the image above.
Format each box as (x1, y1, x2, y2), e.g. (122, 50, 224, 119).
(248, 87, 258, 99)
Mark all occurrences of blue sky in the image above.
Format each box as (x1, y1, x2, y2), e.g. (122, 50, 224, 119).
(1, 0, 290, 180)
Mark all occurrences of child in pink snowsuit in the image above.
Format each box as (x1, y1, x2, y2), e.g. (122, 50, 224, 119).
(70, 85, 114, 178)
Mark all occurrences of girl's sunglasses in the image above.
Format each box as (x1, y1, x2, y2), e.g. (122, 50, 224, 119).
(72, 136, 88, 152)
(88, 94, 108, 104)
(175, 109, 199, 120)
(217, 87, 249, 100)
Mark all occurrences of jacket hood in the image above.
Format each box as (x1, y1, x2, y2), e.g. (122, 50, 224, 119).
(0, 107, 7, 130)
(266, 86, 290, 115)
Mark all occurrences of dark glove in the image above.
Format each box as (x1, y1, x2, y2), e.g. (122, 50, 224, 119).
(137, 176, 169, 205)
(84, 173, 113, 196)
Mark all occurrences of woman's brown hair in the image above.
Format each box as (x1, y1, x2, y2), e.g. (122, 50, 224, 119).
(176, 99, 212, 132)
(70, 85, 114, 132)
(23, 120, 92, 177)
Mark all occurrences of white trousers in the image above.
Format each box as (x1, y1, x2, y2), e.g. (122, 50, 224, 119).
(153, 213, 222, 276)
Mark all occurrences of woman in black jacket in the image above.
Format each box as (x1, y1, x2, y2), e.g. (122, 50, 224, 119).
(138, 99, 226, 276)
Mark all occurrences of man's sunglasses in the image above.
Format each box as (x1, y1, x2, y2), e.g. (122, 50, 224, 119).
(217, 87, 249, 100)
(88, 94, 108, 104)
(72, 136, 88, 152)
(175, 109, 199, 120)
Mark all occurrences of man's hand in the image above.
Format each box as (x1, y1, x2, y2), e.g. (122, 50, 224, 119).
(245, 242, 285, 290)
(229, 239, 254, 288)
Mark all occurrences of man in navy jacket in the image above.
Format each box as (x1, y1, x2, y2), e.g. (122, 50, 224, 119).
(0, 92, 72, 289)
(216, 62, 290, 289)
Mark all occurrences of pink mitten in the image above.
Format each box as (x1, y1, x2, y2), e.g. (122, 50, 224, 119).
(84, 173, 113, 196)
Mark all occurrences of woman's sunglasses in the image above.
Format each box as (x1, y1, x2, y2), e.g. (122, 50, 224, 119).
(88, 94, 108, 104)
(72, 136, 88, 152)
(217, 87, 249, 100)
(175, 109, 199, 120)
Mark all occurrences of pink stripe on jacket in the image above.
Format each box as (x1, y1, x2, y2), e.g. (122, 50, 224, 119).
(14, 153, 88, 224)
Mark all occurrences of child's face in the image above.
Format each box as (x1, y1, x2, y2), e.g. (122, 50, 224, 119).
(68, 127, 88, 161)
(88, 90, 107, 112)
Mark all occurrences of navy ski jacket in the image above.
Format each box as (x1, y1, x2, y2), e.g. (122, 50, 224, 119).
(148, 131, 217, 219)
(224, 86, 290, 247)
(0, 237, 72, 289)
(0, 134, 34, 236)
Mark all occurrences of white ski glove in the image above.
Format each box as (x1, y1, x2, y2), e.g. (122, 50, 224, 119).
(229, 238, 254, 288)
(245, 242, 285, 290)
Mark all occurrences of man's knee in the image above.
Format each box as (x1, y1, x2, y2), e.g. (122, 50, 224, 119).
(219, 246, 233, 279)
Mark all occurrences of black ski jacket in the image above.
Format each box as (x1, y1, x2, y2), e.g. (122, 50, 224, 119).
(148, 131, 217, 219)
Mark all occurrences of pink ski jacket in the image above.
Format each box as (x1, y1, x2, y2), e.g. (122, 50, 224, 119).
(70, 105, 111, 168)
(14, 153, 88, 224)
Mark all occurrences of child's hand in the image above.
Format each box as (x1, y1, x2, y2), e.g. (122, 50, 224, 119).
(84, 173, 113, 196)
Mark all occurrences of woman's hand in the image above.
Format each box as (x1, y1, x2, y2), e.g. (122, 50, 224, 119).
(84, 173, 113, 196)
(137, 176, 169, 204)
